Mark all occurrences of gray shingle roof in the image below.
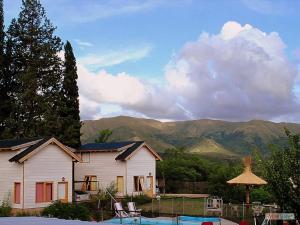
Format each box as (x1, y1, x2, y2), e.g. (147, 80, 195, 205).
(9, 137, 51, 162)
(78, 141, 136, 151)
(77, 141, 145, 161)
(115, 141, 144, 160)
(0, 137, 41, 149)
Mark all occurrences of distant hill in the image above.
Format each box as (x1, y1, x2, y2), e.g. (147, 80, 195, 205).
(81, 116, 300, 158)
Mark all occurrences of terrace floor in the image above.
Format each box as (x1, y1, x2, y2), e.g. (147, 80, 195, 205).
(0, 217, 114, 225)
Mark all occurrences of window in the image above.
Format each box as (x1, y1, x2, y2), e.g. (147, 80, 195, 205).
(133, 176, 144, 192)
(45, 183, 53, 202)
(14, 183, 21, 204)
(83, 176, 97, 191)
(36, 182, 53, 203)
(146, 176, 153, 190)
(58, 182, 68, 203)
(81, 152, 90, 163)
(117, 176, 124, 194)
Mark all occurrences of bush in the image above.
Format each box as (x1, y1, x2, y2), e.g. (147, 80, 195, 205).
(250, 187, 274, 204)
(123, 194, 152, 205)
(90, 182, 118, 210)
(42, 201, 91, 221)
(0, 201, 12, 217)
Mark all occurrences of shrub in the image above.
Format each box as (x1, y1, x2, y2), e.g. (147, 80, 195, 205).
(123, 194, 152, 206)
(42, 201, 91, 221)
(250, 187, 274, 204)
(90, 182, 118, 210)
(0, 201, 12, 217)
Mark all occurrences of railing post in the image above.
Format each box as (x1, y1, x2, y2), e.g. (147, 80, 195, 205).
(158, 198, 160, 217)
(151, 198, 154, 217)
(182, 197, 184, 215)
(172, 198, 174, 216)
(203, 197, 206, 216)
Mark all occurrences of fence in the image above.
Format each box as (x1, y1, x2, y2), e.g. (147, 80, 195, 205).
(117, 196, 279, 224)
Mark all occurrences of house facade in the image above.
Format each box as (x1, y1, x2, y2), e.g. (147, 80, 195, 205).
(74, 141, 162, 197)
(0, 137, 80, 210)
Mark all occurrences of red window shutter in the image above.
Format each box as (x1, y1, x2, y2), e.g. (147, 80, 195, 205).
(14, 183, 21, 204)
(36, 183, 44, 203)
(45, 183, 53, 202)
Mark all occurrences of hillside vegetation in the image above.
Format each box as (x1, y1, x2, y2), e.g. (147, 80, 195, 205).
(81, 116, 300, 157)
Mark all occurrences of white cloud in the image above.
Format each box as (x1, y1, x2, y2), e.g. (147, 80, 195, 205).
(78, 45, 152, 69)
(74, 39, 93, 50)
(78, 21, 300, 122)
(242, 0, 297, 15)
(78, 64, 184, 120)
(47, 0, 178, 23)
(165, 21, 299, 121)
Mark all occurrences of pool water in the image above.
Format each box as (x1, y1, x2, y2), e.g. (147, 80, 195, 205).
(105, 216, 221, 225)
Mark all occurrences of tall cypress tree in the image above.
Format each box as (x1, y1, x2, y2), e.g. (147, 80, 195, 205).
(0, 0, 5, 137)
(59, 41, 81, 147)
(0, 0, 12, 138)
(6, 0, 63, 138)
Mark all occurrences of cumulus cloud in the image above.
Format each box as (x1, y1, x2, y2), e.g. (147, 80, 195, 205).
(77, 64, 184, 120)
(78, 21, 300, 122)
(165, 21, 299, 121)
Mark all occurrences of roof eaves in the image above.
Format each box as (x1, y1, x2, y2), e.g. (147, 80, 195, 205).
(115, 141, 144, 161)
(9, 137, 51, 163)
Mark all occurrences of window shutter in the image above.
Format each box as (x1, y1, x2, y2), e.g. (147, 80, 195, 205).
(36, 183, 44, 203)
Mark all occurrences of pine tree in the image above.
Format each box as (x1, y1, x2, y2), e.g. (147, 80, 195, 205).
(6, 0, 63, 138)
(59, 41, 81, 147)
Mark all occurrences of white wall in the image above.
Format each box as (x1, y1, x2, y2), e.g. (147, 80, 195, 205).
(74, 146, 157, 196)
(126, 146, 156, 195)
(74, 152, 126, 193)
(0, 150, 23, 209)
(23, 144, 73, 208)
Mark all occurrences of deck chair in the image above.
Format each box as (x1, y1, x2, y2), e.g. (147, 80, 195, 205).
(114, 202, 129, 218)
(127, 202, 142, 217)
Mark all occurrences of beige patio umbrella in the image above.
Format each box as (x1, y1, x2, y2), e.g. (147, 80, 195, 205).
(227, 156, 267, 204)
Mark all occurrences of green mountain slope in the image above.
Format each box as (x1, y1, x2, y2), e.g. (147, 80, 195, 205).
(81, 116, 300, 157)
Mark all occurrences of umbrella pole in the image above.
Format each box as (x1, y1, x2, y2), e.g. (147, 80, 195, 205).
(246, 185, 250, 204)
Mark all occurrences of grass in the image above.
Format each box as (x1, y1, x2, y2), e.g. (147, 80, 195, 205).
(138, 197, 206, 216)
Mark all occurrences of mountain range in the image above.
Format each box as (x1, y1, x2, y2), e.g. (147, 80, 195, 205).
(81, 116, 300, 159)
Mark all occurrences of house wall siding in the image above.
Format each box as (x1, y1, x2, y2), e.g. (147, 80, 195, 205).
(126, 146, 156, 195)
(75, 146, 157, 196)
(23, 144, 73, 209)
(0, 151, 23, 209)
(74, 152, 127, 193)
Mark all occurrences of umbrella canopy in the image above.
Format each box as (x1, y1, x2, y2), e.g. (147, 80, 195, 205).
(227, 156, 267, 185)
(227, 156, 267, 204)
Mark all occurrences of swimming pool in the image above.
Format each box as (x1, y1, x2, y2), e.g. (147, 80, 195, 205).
(105, 216, 221, 225)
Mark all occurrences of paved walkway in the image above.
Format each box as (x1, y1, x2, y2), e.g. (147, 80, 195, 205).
(0, 216, 238, 225)
(0, 217, 113, 225)
(220, 218, 239, 225)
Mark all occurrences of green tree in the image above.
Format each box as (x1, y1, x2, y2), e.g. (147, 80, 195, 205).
(0, 0, 9, 138)
(59, 41, 81, 147)
(259, 129, 300, 216)
(95, 129, 113, 143)
(6, 0, 63, 137)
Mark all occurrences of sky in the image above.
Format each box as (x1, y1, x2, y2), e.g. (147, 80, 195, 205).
(5, 0, 300, 123)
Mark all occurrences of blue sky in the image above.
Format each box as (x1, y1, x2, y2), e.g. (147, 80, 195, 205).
(6, 0, 300, 122)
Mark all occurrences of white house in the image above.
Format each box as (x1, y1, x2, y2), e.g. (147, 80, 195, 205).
(0, 137, 80, 211)
(74, 141, 162, 197)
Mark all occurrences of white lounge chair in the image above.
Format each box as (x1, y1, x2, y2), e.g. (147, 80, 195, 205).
(114, 202, 129, 218)
(127, 202, 142, 217)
